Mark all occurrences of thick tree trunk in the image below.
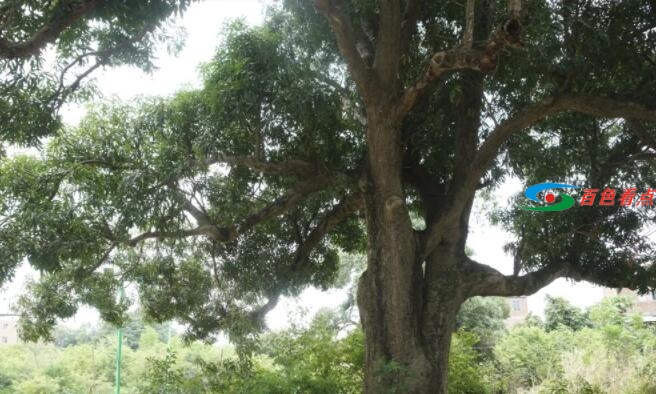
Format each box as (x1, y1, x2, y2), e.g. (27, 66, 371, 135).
(356, 106, 465, 393)
(357, 240, 463, 393)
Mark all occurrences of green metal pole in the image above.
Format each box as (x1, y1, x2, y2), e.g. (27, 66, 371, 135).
(166, 322, 172, 390)
(167, 322, 172, 347)
(114, 286, 125, 394)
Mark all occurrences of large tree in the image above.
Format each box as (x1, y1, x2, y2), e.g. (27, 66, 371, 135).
(0, 0, 191, 146)
(1, 1, 656, 392)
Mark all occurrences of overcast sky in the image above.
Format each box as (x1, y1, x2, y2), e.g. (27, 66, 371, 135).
(1, 0, 633, 330)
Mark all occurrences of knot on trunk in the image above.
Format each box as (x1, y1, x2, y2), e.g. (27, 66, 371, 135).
(384, 195, 404, 215)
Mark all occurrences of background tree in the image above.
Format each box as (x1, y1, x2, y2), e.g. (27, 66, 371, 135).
(520, 312, 545, 329)
(0, 0, 192, 146)
(2, 298, 654, 393)
(544, 295, 590, 332)
(456, 296, 509, 356)
(493, 296, 656, 393)
(1, 0, 656, 393)
(494, 325, 563, 391)
(53, 311, 172, 349)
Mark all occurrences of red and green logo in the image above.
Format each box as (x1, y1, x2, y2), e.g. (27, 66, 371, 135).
(520, 183, 580, 211)
(521, 183, 656, 211)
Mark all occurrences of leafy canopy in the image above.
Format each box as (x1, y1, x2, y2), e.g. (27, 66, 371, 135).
(0, 0, 191, 146)
(0, 0, 655, 343)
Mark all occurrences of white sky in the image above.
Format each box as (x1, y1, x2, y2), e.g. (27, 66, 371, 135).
(0, 0, 624, 330)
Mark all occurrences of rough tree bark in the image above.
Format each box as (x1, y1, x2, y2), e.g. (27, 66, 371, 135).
(309, 0, 656, 392)
(347, 1, 507, 391)
(356, 104, 476, 391)
(357, 101, 432, 392)
(311, 0, 528, 392)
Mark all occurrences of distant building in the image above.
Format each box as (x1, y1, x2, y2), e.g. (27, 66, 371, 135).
(602, 288, 656, 322)
(501, 286, 656, 329)
(504, 296, 529, 328)
(0, 293, 19, 345)
(0, 314, 19, 345)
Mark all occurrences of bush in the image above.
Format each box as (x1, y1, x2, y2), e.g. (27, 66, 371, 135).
(495, 325, 564, 390)
(448, 331, 494, 394)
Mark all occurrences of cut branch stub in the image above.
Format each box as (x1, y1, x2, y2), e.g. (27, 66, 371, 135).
(429, 15, 525, 77)
(399, 6, 527, 116)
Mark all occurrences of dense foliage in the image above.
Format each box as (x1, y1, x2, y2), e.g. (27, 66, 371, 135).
(1, 0, 655, 390)
(544, 295, 590, 332)
(0, 324, 223, 394)
(1, 296, 654, 393)
(0, 0, 191, 146)
(456, 296, 509, 356)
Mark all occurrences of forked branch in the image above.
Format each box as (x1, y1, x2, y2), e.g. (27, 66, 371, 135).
(123, 166, 352, 250)
(422, 95, 656, 258)
(292, 192, 364, 269)
(473, 95, 656, 189)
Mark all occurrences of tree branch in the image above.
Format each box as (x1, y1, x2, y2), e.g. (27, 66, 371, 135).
(625, 121, 656, 151)
(557, 95, 656, 121)
(463, 253, 656, 298)
(125, 174, 341, 248)
(474, 95, 656, 187)
(248, 292, 281, 326)
(0, 0, 101, 59)
(400, 0, 422, 53)
(463, 0, 475, 49)
(292, 192, 364, 269)
(314, 0, 371, 96)
(125, 226, 218, 246)
(472, 96, 567, 179)
(235, 175, 336, 235)
(199, 154, 321, 178)
(71, 154, 323, 179)
(399, 4, 525, 115)
(247, 192, 364, 326)
(72, 241, 117, 278)
(50, 24, 155, 109)
(373, 0, 402, 87)
(462, 257, 568, 297)
(422, 94, 656, 258)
